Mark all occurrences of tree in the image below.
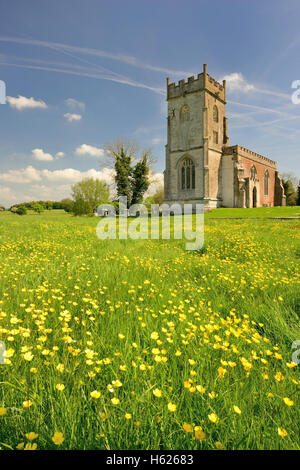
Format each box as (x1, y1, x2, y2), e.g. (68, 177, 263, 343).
(15, 205, 27, 215)
(105, 138, 152, 208)
(151, 185, 164, 205)
(131, 155, 150, 205)
(60, 198, 73, 212)
(280, 172, 298, 189)
(31, 203, 44, 214)
(114, 147, 132, 207)
(296, 182, 300, 206)
(282, 179, 297, 206)
(71, 178, 110, 215)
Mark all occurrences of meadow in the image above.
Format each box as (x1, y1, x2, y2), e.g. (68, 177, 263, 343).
(0, 208, 299, 450)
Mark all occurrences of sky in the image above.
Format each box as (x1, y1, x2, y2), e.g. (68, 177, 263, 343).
(0, 0, 300, 207)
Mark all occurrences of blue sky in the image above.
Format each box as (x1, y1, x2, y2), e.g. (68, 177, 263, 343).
(0, 0, 300, 206)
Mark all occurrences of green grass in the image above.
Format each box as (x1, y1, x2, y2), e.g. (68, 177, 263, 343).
(0, 210, 299, 450)
(206, 206, 300, 218)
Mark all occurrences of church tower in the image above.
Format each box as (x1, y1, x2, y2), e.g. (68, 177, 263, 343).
(164, 64, 228, 211)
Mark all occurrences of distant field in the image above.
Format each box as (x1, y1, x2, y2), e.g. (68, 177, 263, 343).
(0, 210, 299, 450)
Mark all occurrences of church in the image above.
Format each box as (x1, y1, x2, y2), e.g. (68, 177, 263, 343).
(163, 64, 286, 211)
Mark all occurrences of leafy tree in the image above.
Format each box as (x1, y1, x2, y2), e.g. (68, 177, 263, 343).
(131, 155, 150, 205)
(105, 138, 152, 208)
(0, 205, 5, 211)
(282, 179, 297, 206)
(297, 182, 300, 206)
(151, 185, 164, 205)
(60, 198, 73, 212)
(280, 172, 298, 188)
(115, 149, 132, 207)
(31, 203, 44, 214)
(71, 178, 110, 215)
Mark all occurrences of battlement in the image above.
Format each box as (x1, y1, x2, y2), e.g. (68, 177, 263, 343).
(167, 64, 226, 102)
(225, 145, 277, 169)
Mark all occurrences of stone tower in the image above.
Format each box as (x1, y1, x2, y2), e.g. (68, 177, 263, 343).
(164, 64, 228, 211)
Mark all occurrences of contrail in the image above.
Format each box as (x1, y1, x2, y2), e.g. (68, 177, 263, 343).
(0, 60, 165, 95)
(0, 35, 193, 77)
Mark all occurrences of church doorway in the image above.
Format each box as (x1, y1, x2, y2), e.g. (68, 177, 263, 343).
(252, 187, 257, 207)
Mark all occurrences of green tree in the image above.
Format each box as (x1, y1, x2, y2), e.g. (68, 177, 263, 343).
(71, 178, 110, 215)
(15, 205, 27, 215)
(282, 179, 297, 206)
(31, 203, 44, 214)
(105, 138, 152, 208)
(131, 155, 150, 205)
(151, 185, 164, 205)
(60, 198, 73, 212)
(115, 149, 132, 207)
(297, 182, 300, 206)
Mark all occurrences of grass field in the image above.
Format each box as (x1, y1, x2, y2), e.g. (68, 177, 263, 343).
(0, 208, 299, 450)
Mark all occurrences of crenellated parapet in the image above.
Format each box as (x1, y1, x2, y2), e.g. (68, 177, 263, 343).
(167, 64, 226, 102)
(224, 145, 277, 169)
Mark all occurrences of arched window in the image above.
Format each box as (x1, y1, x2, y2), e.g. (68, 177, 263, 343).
(264, 170, 269, 195)
(213, 105, 218, 123)
(180, 158, 195, 190)
(180, 104, 190, 122)
(250, 165, 257, 180)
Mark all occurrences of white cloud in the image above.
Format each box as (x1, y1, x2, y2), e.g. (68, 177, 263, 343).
(145, 172, 164, 196)
(64, 113, 82, 122)
(65, 98, 85, 111)
(221, 73, 255, 93)
(41, 167, 114, 184)
(75, 144, 105, 157)
(29, 183, 71, 199)
(0, 185, 18, 206)
(151, 137, 164, 145)
(0, 167, 165, 206)
(32, 148, 54, 161)
(0, 165, 41, 183)
(6, 95, 47, 111)
(0, 166, 114, 184)
(55, 151, 65, 159)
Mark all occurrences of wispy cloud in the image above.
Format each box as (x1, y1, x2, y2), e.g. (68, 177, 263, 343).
(64, 113, 82, 122)
(221, 72, 255, 93)
(65, 98, 85, 111)
(0, 36, 192, 77)
(0, 59, 164, 95)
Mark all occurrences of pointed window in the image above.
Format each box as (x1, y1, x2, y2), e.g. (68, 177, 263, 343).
(264, 170, 269, 195)
(180, 158, 195, 190)
(213, 105, 218, 123)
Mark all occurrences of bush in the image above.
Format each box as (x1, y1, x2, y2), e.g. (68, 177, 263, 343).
(15, 206, 27, 215)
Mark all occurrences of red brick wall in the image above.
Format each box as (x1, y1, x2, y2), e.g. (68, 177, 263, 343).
(240, 156, 276, 206)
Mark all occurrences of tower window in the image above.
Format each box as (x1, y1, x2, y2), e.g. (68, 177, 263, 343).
(213, 105, 218, 123)
(180, 104, 190, 122)
(264, 170, 269, 195)
(180, 158, 195, 190)
(213, 131, 218, 144)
